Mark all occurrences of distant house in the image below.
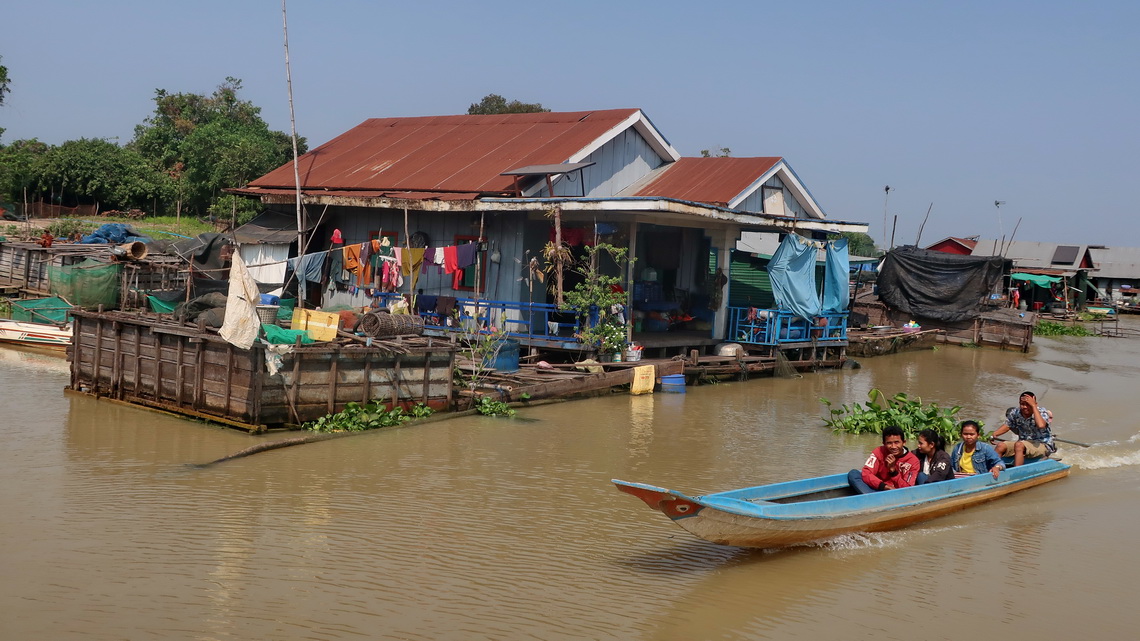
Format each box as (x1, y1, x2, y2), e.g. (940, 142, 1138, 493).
(927, 238, 1096, 310)
(233, 109, 867, 350)
(1088, 246, 1140, 302)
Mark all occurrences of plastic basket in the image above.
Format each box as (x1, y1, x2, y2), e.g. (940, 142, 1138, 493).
(256, 305, 280, 325)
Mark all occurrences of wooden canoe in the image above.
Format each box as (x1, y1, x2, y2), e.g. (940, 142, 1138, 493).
(613, 458, 1070, 548)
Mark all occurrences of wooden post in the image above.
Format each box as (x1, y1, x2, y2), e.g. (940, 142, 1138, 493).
(193, 339, 203, 410)
(133, 328, 142, 398)
(70, 315, 82, 391)
(363, 352, 373, 403)
(223, 344, 234, 414)
(422, 351, 431, 404)
(250, 347, 264, 427)
(290, 336, 302, 423)
(391, 354, 402, 408)
(328, 345, 339, 414)
(111, 321, 123, 399)
(175, 338, 185, 407)
(93, 315, 104, 397)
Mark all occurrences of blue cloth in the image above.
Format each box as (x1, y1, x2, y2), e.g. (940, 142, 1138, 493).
(823, 237, 850, 313)
(288, 252, 326, 292)
(950, 441, 1005, 474)
(767, 234, 822, 320)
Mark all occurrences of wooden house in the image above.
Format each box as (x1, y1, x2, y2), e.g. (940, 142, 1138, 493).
(232, 109, 867, 356)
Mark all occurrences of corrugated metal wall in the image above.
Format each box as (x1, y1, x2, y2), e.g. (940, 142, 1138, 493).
(728, 250, 775, 308)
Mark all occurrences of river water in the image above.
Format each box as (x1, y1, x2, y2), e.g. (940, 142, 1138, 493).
(2, 322, 1138, 641)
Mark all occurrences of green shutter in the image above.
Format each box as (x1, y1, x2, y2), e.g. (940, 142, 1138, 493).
(729, 251, 775, 308)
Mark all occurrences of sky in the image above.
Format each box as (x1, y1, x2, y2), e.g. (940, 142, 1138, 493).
(2, 1, 1138, 248)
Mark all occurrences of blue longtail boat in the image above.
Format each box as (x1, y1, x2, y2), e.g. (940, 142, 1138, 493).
(613, 457, 1070, 549)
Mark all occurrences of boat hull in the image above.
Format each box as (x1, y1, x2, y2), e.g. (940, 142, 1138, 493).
(614, 459, 1070, 548)
(0, 319, 72, 350)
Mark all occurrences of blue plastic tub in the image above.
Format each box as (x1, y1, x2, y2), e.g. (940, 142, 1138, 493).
(482, 339, 520, 373)
(660, 373, 686, 393)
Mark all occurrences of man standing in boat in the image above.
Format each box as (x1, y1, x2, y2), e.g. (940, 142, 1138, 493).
(990, 391, 1054, 466)
(847, 426, 920, 494)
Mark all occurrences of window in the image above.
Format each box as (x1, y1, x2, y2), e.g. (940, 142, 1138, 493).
(453, 235, 486, 292)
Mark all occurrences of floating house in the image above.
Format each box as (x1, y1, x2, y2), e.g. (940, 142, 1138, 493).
(232, 109, 868, 357)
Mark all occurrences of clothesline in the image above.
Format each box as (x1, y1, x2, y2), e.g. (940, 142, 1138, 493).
(241, 240, 479, 270)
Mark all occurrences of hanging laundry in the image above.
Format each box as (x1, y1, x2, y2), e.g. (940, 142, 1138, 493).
(360, 241, 374, 283)
(443, 245, 459, 274)
(288, 252, 327, 294)
(456, 242, 478, 268)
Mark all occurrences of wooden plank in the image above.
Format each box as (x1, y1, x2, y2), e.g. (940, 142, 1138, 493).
(328, 344, 339, 414)
(422, 350, 431, 403)
(391, 354, 401, 407)
(223, 344, 234, 415)
(175, 337, 185, 407)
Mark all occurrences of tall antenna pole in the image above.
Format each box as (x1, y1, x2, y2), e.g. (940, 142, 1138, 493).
(282, 0, 305, 306)
(883, 185, 893, 249)
(994, 200, 1006, 254)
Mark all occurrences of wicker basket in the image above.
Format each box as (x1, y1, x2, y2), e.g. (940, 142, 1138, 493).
(256, 305, 280, 325)
(356, 311, 425, 337)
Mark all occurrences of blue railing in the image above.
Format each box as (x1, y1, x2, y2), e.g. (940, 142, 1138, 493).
(727, 307, 848, 346)
(413, 296, 585, 342)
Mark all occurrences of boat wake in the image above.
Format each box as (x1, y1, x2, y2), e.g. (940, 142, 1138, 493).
(1066, 447, 1140, 470)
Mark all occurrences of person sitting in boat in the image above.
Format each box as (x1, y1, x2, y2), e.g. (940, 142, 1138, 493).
(990, 391, 1054, 466)
(914, 428, 953, 484)
(951, 420, 1005, 480)
(847, 425, 920, 494)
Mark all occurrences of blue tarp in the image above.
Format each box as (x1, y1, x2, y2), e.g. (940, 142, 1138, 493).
(767, 234, 851, 319)
(823, 238, 850, 313)
(80, 223, 152, 245)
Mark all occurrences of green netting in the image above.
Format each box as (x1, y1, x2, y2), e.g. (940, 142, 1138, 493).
(276, 298, 296, 321)
(11, 296, 72, 324)
(48, 258, 121, 309)
(147, 296, 178, 314)
(262, 323, 314, 345)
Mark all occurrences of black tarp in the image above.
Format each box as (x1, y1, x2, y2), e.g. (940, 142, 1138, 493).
(877, 245, 1008, 322)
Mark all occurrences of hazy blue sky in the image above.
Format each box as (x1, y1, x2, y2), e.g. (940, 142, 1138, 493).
(3, 1, 1137, 247)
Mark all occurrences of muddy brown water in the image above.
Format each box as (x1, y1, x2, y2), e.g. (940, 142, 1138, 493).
(2, 323, 1139, 640)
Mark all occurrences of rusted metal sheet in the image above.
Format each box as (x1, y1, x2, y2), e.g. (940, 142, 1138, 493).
(247, 109, 640, 195)
(632, 157, 782, 206)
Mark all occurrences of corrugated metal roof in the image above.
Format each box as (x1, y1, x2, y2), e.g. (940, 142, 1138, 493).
(631, 157, 782, 206)
(231, 188, 481, 201)
(972, 239, 1090, 270)
(1089, 247, 1140, 279)
(249, 109, 641, 194)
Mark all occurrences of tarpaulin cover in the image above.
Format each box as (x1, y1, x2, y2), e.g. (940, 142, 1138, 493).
(823, 238, 850, 313)
(767, 234, 822, 320)
(1011, 272, 1062, 286)
(79, 223, 152, 245)
(877, 245, 1006, 322)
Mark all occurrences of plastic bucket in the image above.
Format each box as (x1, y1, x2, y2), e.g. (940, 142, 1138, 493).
(660, 373, 686, 393)
(483, 339, 520, 373)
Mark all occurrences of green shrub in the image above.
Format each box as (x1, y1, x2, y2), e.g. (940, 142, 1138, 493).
(820, 388, 974, 444)
(305, 401, 432, 433)
(475, 397, 516, 417)
(1034, 321, 1093, 337)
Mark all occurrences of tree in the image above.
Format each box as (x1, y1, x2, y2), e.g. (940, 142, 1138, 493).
(0, 56, 10, 141)
(130, 77, 305, 216)
(840, 231, 880, 257)
(33, 138, 172, 211)
(699, 147, 732, 157)
(467, 93, 549, 115)
(0, 139, 49, 206)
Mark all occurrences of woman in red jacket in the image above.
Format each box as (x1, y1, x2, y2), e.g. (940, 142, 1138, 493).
(847, 425, 920, 494)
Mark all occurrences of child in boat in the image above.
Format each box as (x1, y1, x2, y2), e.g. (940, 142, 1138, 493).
(951, 420, 1005, 480)
(847, 425, 920, 494)
(914, 428, 954, 484)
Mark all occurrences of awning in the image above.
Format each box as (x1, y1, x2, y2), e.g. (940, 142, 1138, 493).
(1011, 272, 1062, 286)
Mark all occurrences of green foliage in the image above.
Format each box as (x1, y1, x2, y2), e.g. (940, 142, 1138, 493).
(45, 218, 94, 239)
(1034, 321, 1093, 337)
(305, 401, 432, 433)
(699, 147, 732, 157)
(839, 231, 880, 257)
(129, 77, 304, 216)
(207, 193, 263, 226)
(820, 388, 967, 444)
(33, 138, 173, 211)
(0, 55, 9, 140)
(474, 397, 516, 417)
(467, 93, 549, 115)
(560, 243, 632, 353)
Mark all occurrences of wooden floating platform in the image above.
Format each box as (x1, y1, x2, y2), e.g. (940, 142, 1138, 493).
(68, 309, 458, 433)
(846, 328, 943, 357)
(458, 357, 685, 403)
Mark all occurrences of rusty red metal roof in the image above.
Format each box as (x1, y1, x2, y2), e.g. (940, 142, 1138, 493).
(230, 187, 481, 201)
(632, 157, 782, 205)
(249, 109, 641, 194)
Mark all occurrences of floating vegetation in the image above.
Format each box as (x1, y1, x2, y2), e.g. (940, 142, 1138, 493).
(1034, 321, 1094, 337)
(820, 388, 971, 443)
